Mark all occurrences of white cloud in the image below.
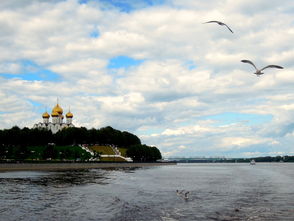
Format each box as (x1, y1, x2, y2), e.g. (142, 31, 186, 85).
(178, 145, 187, 149)
(220, 137, 274, 148)
(243, 151, 285, 158)
(0, 0, 294, 157)
(0, 62, 22, 74)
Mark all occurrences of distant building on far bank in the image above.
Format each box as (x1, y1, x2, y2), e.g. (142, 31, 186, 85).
(33, 102, 74, 134)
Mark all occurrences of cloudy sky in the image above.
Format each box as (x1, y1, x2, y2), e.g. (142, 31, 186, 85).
(1, 0, 294, 158)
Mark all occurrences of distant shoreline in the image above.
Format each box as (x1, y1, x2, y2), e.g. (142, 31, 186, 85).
(0, 162, 177, 172)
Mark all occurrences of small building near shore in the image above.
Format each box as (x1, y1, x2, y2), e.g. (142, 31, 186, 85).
(33, 102, 74, 134)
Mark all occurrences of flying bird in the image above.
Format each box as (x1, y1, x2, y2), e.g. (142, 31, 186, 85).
(203, 20, 233, 33)
(241, 60, 284, 76)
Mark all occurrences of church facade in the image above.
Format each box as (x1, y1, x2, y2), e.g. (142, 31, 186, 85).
(33, 103, 74, 134)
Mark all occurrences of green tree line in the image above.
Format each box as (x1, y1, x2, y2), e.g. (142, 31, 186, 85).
(126, 144, 162, 162)
(0, 126, 141, 147)
(0, 126, 162, 162)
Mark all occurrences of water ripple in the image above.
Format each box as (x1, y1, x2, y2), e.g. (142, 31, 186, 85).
(0, 163, 294, 221)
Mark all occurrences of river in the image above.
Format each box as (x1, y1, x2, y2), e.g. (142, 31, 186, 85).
(0, 163, 293, 220)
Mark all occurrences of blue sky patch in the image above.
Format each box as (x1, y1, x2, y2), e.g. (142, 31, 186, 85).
(29, 100, 46, 114)
(137, 127, 164, 136)
(29, 100, 42, 107)
(108, 0, 134, 12)
(203, 112, 272, 126)
(0, 60, 60, 81)
(79, 0, 165, 12)
(79, 0, 88, 4)
(108, 56, 144, 69)
(90, 30, 100, 38)
(184, 60, 196, 70)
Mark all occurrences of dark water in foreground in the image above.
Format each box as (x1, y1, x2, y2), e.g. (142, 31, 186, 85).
(0, 163, 293, 221)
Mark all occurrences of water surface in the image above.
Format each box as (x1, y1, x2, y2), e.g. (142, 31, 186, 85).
(0, 163, 293, 220)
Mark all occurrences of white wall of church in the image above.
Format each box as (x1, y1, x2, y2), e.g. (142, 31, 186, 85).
(66, 118, 72, 124)
(35, 103, 74, 134)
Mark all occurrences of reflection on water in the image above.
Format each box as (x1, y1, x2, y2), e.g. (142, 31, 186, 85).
(0, 163, 294, 221)
(0, 169, 110, 187)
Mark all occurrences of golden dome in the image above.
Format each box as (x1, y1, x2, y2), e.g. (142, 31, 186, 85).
(66, 111, 73, 118)
(51, 111, 59, 117)
(52, 103, 63, 114)
(42, 112, 50, 118)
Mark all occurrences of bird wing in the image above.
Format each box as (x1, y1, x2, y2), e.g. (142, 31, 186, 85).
(224, 24, 233, 33)
(203, 20, 222, 24)
(260, 65, 284, 71)
(241, 60, 258, 71)
(204, 21, 233, 33)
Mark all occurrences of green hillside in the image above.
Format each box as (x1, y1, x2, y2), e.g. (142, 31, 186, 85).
(89, 145, 115, 155)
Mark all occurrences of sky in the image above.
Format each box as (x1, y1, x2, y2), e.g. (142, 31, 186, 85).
(0, 0, 294, 158)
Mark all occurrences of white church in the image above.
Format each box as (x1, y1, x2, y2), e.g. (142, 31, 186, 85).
(34, 102, 74, 134)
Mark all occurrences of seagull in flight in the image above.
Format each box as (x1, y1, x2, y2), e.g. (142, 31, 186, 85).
(241, 60, 284, 76)
(203, 20, 233, 33)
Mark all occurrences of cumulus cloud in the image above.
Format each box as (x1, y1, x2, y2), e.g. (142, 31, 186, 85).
(219, 137, 274, 148)
(0, 0, 294, 157)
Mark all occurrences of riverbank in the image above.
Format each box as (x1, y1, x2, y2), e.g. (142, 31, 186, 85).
(0, 162, 176, 172)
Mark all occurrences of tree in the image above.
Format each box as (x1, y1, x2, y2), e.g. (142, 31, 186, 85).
(13, 145, 30, 160)
(0, 144, 7, 159)
(42, 144, 57, 160)
(122, 131, 141, 147)
(0, 125, 163, 161)
(126, 144, 162, 162)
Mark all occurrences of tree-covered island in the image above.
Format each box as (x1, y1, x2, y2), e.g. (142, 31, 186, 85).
(0, 126, 162, 162)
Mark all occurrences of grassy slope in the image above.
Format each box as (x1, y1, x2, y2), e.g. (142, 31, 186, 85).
(89, 146, 129, 162)
(23, 145, 128, 161)
(89, 145, 115, 155)
(118, 148, 127, 157)
(100, 157, 127, 162)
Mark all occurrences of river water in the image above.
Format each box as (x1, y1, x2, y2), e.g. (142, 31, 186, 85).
(0, 163, 293, 221)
